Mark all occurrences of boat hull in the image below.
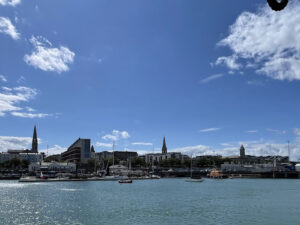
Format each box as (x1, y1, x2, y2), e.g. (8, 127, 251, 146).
(185, 178, 204, 182)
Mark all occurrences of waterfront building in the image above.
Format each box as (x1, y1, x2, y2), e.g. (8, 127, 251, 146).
(221, 145, 292, 173)
(220, 163, 295, 173)
(29, 161, 76, 173)
(145, 152, 184, 164)
(61, 138, 93, 164)
(96, 151, 138, 161)
(114, 151, 138, 161)
(96, 151, 113, 160)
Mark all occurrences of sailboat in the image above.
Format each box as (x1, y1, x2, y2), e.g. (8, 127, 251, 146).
(149, 147, 160, 179)
(185, 155, 204, 182)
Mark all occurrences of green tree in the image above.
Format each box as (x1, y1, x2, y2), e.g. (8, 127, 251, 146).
(10, 158, 21, 169)
(183, 158, 191, 168)
(131, 157, 146, 167)
(21, 159, 30, 169)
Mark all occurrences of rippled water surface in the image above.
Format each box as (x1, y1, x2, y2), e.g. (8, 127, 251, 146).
(0, 179, 300, 225)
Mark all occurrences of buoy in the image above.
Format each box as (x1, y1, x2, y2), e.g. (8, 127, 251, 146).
(267, 0, 289, 11)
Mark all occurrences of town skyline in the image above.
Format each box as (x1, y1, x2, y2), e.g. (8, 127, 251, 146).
(1, 1, 300, 160)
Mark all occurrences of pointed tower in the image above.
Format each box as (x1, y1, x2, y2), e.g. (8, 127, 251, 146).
(240, 145, 245, 158)
(91, 145, 95, 153)
(31, 125, 38, 153)
(162, 137, 167, 154)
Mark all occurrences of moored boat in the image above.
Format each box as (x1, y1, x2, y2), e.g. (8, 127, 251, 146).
(185, 178, 204, 182)
(185, 154, 204, 183)
(119, 179, 133, 183)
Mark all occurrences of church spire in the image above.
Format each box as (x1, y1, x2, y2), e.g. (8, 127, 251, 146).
(31, 125, 38, 153)
(162, 136, 167, 154)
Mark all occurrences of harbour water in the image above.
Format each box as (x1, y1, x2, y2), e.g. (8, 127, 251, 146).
(0, 178, 300, 225)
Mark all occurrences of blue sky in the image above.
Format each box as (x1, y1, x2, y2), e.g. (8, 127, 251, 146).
(1, 0, 300, 159)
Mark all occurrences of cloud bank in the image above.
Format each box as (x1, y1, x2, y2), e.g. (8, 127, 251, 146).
(0, 86, 49, 118)
(0, 136, 32, 152)
(0, 0, 21, 7)
(216, 1, 300, 81)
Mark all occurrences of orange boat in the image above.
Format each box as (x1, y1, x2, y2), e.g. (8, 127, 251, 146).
(209, 169, 228, 179)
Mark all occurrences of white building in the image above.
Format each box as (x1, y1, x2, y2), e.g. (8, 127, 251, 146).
(145, 152, 184, 164)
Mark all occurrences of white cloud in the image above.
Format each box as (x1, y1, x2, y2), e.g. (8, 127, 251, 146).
(0, 75, 7, 82)
(132, 142, 153, 146)
(102, 130, 130, 141)
(246, 130, 258, 133)
(0, 17, 20, 40)
(0, 0, 21, 7)
(294, 128, 300, 136)
(40, 145, 67, 155)
(247, 80, 264, 86)
(17, 76, 26, 83)
(266, 128, 286, 135)
(24, 36, 75, 73)
(200, 74, 224, 84)
(170, 145, 213, 156)
(11, 111, 50, 118)
(199, 128, 221, 133)
(0, 136, 32, 152)
(25, 106, 35, 112)
(95, 142, 113, 148)
(215, 55, 241, 70)
(101, 134, 118, 141)
(216, 1, 300, 81)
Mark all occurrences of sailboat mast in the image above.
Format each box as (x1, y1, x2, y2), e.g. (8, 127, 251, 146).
(152, 145, 154, 173)
(112, 141, 115, 166)
(190, 154, 193, 178)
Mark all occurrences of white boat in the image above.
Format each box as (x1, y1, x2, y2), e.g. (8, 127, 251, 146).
(102, 175, 128, 181)
(185, 178, 204, 182)
(150, 174, 161, 179)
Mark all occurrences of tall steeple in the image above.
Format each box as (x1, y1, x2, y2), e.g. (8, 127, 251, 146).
(240, 145, 245, 158)
(31, 125, 38, 153)
(162, 136, 167, 154)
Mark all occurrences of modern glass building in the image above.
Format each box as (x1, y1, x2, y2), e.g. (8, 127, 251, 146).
(61, 138, 92, 164)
